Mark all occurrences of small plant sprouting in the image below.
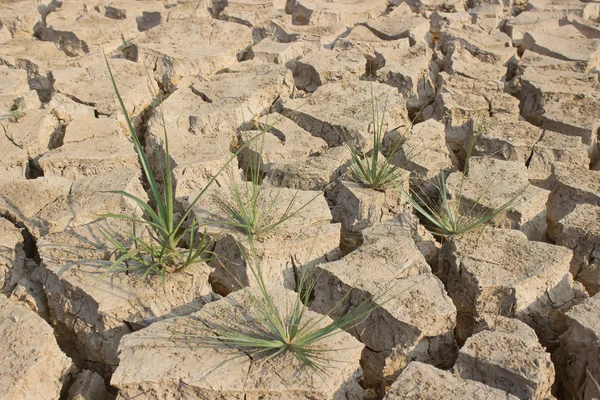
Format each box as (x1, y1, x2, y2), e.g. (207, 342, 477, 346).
(346, 90, 408, 191)
(0, 104, 26, 121)
(403, 124, 526, 239)
(184, 0, 202, 17)
(100, 52, 255, 278)
(217, 126, 319, 238)
(191, 241, 377, 372)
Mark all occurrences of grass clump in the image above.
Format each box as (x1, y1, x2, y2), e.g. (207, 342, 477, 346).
(403, 124, 526, 239)
(196, 243, 375, 372)
(346, 90, 408, 191)
(100, 52, 251, 278)
(217, 128, 318, 238)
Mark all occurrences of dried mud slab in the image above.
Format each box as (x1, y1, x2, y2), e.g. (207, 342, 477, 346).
(286, 0, 387, 26)
(191, 184, 340, 294)
(363, 8, 429, 45)
(262, 16, 347, 49)
(446, 157, 550, 241)
(2, 108, 61, 160)
(471, 116, 544, 164)
(455, 318, 555, 400)
(112, 285, 365, 399)
(145, 62, 293, 197)
(293, 48, 365, 91)
(210, 0, 284, 30)
(0, 217, 26, 295)
(504, 11, 559, 47)
(519, 66, 600, 159)
(545, 164, 600, 241)
(0, 176, 73, 239)
(252, 38, 307, 66)
(37, 1, 141, 57)
(0, 0, 41, 41)
(441, 228, 586, 345)
(237, 116, 329, 177)
(556, 293, 600, 400)
(384, 361, 518, 400)
(373, 42, 434, 110)
(311, 221, 456, 385)
(35, 166, 147, 236)
(391, 119, 454, 190)
(68, 369, 108, 400)
(0, 132, 29, 180)
(332, 25, 407, 54)
(38, 133, 139, 180)
(0, 295, 74, 400)
(38, 219, 215, 375)
(131, 17, 253, 90)
(438, 28, 516, 68)
(522, 25, 600, 70)
(0, 165, 146, 238)
(0, 65, 35, 111)
(557, 203, 600, 295)
(282, 81, 410, 148)
(52, 58, 158, 127)
(525, 0, 600, 18)
(430, 75, 491, 151)
(330, 177, 409, 251)
(266, 146, 352, 191)
(527, 131, 589, 184)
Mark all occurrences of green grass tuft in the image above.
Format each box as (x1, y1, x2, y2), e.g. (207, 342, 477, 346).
(100, 51, 257, 278)
(190, 241, 377, 372)
(346, 89, 408, 190)
(217, 127, 320, 238)
(402, 122, 526, 239)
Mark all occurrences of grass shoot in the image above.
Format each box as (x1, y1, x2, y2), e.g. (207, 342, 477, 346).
(100, 51, 255, 278)
(189, 241, 377, 372)
(217, 125, 320, 239)
(403, 122, 526, 239)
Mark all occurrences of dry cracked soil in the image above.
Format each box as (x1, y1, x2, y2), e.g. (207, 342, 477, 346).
(1, 0, 600, 399)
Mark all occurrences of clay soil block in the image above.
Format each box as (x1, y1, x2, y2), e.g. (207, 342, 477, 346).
(557, 293, 600, 400)
(282, 81, 409, 148)
(144, 62, 293, 198)
(557, 203, 600, 294)
(441, 227, 586, 345)
(38, 218, 215, 376)
(384, 361, 518, 399)
(111, 285, 365, 399)
(330, 176, 409, 252)
(0, 295, 73, 400)
(454, 317, 555, 400)
(131, 17, 253, 90)
(190, 184, 340, 294)
(546, 164, 600, 241)
(310, 221, 457, 386)
(446, 157, 550, 241)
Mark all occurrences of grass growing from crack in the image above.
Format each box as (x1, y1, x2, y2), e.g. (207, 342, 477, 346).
(184, 0, 203, 17)
(345, 87, 430, 191)
(403, 123, 526, 238)
(100, 52, 256, 278)
(217, 126, 319, 238)
(191, 241, 378, 372)
(346, 90, 407, 190)
(0, 105, 26, 121)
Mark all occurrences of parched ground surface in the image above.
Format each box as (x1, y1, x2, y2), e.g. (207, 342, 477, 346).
(1, 0, 600, 399)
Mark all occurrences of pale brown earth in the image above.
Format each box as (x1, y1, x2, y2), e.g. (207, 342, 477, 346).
(0, 0, 599, 399)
